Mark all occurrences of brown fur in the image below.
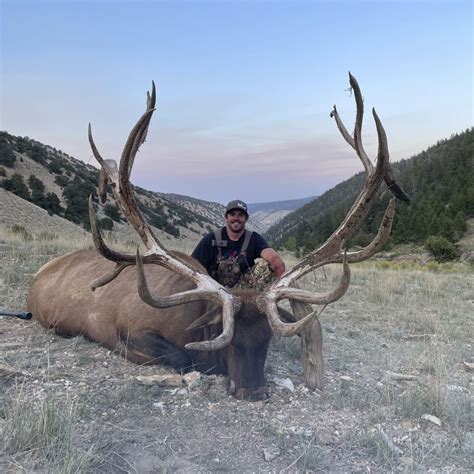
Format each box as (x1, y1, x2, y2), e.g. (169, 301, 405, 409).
(27, 249, 275, 400)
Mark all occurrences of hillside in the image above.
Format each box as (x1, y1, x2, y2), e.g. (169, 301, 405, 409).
(266, 129, 474, 253)
(0, 132, 220, 241)
(247, 196, 317, 232)
(0, 131, 306, 240)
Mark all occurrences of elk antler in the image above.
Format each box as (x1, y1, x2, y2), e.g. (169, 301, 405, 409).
(88, 82, 240, 351)
(258, 72, 399, 335)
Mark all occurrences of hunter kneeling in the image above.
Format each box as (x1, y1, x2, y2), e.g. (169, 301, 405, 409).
(192, 199, 286, 289)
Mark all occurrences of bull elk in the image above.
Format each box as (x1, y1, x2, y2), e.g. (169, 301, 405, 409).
(27, 73, 408, 400)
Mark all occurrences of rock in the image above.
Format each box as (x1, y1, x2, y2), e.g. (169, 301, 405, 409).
(183, 371, 201, 388)
(273, 377, 295, 392)
(463, 361, 474, 371)
(421, 414, 442, 427)
(339, 375, 353, 382)
(135, 374, 183, 386)
(463, 362, 474, 372)
(399, 456, 414, 466)
(447, 384, 467, 393)
(384, 371, 418, 381)
(263, 447, 281, 462)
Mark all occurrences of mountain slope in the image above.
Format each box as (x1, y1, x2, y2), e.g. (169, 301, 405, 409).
(266, 129, 474, 251)
(247, 196, 317, 232)
(0, 132, 219, 240)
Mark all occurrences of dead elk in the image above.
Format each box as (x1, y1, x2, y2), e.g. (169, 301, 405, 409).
(27, 73, 408, 400)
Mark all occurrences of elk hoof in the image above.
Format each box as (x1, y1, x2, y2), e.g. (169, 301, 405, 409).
(235, 386, 270, 402)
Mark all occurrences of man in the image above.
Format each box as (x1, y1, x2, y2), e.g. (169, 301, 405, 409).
(192, 200, 286, 287)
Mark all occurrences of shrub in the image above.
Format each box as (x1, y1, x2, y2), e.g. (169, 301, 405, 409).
(43, 192, 63, 216)
(425, 235, 459, 262)
(98, 217, 113, 230)
(1, 174, 30, 200)
(9, 224, 33, 241)
(103, 203, 122, 222)
(54, 175, 69, 187)
(47, 160, 63, 174)
(0, 142, 16, 167)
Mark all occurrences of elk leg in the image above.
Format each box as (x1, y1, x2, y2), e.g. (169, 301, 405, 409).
(118, 331, 194, 372)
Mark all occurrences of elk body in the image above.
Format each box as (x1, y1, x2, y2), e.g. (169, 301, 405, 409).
(27, 74, 408, 400)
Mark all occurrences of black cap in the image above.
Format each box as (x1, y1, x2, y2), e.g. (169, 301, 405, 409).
(225, 199, 248, 216)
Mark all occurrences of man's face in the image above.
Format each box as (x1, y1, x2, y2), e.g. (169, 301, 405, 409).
(225, 209, 248, 234)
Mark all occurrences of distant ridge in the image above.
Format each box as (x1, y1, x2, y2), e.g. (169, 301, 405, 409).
(248, 196, 317, 232)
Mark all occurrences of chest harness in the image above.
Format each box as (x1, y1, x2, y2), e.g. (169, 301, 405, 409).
(211, 228, 253, 287)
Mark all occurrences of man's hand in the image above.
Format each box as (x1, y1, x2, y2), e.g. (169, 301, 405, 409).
(260, 248, 286, 278)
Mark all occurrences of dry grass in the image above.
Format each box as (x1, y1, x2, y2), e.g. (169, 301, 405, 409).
(0, 228, 473, 472)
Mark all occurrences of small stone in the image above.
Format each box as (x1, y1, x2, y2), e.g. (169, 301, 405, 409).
(421, 414, 442, 427)
(183, 371, 201, 388)
(399, 456, 413, 466)
(263, 447, 281, 462)
(401, 420, 413, 430)
(273, 377, 295, 392)
(136, 374, 183, 386)
(463, 361, 474, 371)
(339, 375, 353, 382)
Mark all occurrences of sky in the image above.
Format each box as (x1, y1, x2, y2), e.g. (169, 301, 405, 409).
(1, 0, 472, 204)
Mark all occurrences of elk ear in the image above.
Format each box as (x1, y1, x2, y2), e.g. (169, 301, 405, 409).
(185, 308, 222, 331)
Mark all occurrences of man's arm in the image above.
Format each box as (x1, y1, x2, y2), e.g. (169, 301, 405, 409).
(260, 248, 286, 278)
(191, 233, 214, 274)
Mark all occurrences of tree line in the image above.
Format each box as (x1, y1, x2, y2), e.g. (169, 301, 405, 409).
(267, 128, 473, 257)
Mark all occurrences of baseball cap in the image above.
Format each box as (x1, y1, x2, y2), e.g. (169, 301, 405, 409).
(225, 199, 248, 216)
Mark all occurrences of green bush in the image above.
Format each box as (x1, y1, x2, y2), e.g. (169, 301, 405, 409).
(1, 174, 30, 200)
(98, 217, 114, 230)
(0, 142, 16, 167)
(103, 203, 122, 222)
(425, 235, 459, 262)
(47, 160, 63, 174)
(54, 175, 69, 187)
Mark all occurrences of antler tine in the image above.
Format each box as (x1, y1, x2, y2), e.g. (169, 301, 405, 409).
(91, 262, 133, 291)
(119, 108, 155, 193)
(136, 251, 238, 351)
(324, 198, 396, 266)
(88, 195, 136, 263)
(88, 81, 242, 351)
(128, 81, 157, 174)
(349, 72, 374, 173)
(329, 73, 373, 174)
(88, 124, 119, 181)
(258, 256, 350, 336)
(259, 74, 397, 335)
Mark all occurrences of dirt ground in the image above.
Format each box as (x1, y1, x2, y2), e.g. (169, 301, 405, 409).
(0, 234, 473, 472)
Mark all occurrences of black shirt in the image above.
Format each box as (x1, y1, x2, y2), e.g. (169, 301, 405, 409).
(191, 227, 269, 275)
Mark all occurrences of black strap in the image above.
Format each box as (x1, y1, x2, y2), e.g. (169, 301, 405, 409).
(212, 228, 227, 260)
(240, 229, 253, 255)
(211, 228, 253, 260)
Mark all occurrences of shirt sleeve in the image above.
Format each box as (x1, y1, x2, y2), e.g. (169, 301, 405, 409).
(191, 232, 214, 273)
(253, 232, 270, 258)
